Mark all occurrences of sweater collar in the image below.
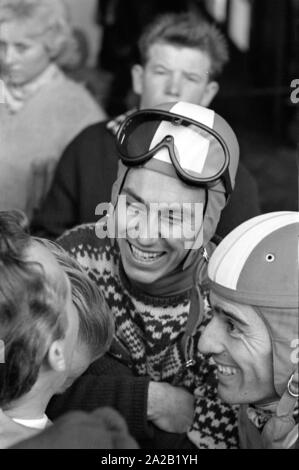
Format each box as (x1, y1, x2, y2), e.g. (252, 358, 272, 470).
(2, 64, 61, 114)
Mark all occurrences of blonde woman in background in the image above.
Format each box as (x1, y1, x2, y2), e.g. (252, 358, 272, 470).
(0, 0, 106, 220)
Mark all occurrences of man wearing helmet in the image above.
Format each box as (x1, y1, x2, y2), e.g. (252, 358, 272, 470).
(199, 212, 299, 449)
(47, 101, 241, 449)
(32, 12, 260, 241)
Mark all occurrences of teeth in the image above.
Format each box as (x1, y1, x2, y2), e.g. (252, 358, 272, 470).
(130, 244, 163, 262)
(216, 364, 238, 376)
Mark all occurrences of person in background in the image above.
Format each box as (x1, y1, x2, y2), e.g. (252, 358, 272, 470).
(199, 212, 298, 449)
(0, 211, 113, 449)
(32, 12, 260, 240)
(97, 0, 188, 115)
(0, 0, 105, 221)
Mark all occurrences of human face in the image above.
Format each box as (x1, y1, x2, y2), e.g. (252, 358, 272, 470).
(0, 20, 51, 86)
(198, 292, 278, 405)
(132, 42, 219, 108)
(116, 167, 204, 284)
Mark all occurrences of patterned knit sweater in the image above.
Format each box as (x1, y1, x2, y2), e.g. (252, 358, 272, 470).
(59, 223, 239, 449)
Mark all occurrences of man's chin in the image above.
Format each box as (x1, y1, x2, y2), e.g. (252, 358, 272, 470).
(123, 262, 165, 285)
(217, 385, 239, 405)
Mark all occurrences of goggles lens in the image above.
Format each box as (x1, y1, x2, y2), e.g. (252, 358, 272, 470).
(117, 111, 229, 184)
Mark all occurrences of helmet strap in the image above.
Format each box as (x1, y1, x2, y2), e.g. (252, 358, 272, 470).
(108, 166, 130, 247)
(182, 187, 209, 270)
(277, 371, 299, 417)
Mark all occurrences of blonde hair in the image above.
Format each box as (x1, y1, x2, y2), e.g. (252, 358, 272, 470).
(0, 0, 76, 63)
(0, 211, 68, 407)
(36, 239, 114, 360)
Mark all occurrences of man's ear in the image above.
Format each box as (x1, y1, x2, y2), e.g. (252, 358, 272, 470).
(200, 81, 220, 107)
(131, 64, 144, 96)
(48, 340, 66, 372)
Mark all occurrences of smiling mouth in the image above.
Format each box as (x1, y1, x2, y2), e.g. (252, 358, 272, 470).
(216, 364, 238, 376)
(128, 242, 165, 263)
(211, 358, 238, 376)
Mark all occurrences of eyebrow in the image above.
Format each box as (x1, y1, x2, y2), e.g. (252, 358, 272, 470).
(213, 305, 250, 328)
(184, 71, 203, 79)
(121, 188, 147, 206)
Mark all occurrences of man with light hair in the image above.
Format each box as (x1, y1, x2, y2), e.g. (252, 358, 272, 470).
(0, 211, 115, 448)
(0, 0, 105, 219)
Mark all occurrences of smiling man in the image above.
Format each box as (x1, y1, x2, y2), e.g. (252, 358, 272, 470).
(115, 170, 205, 284)
(32, 12, 260, 241)
(47, 101, 242, 449)
(204, 295, 275, 404)
(199, 211, 299, 449)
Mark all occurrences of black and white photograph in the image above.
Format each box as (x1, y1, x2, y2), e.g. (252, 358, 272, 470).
(0, 0, 298, 455)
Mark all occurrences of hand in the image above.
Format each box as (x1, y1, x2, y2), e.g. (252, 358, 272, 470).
(12, 408, 139, 449)
(147, 381, 194, 434)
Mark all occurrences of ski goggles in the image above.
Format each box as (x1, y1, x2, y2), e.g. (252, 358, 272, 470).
(116, 109, 233, 196)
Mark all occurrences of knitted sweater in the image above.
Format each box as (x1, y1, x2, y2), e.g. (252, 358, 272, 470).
(55, 223, 239, 449)
(0, 67, 105, 220)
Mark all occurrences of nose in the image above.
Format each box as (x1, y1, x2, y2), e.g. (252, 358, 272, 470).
(136, 208, 161, 245)
(4, 45, 18, 66)
(165, 72, 182, 97)
(198, 316, 225, 355)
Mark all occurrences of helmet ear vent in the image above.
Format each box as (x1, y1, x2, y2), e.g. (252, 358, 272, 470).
(265, 253, 275, 262)
(173, 118, 183, 125)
